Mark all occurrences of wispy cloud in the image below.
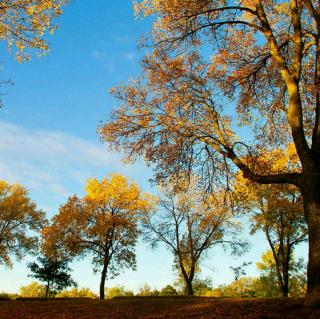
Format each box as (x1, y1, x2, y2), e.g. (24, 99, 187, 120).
(123, 51, 137, 62)
(92, 49, 116, 73)
(0, 120, 151, 214)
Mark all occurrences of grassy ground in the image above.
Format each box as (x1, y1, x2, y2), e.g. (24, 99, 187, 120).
(0, 296, 320, 318)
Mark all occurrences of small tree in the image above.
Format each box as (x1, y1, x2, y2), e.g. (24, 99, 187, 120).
(56, 287, 97, 299)
(105, 286, 134, 299)
(160, 285, 178, 296)
(235, 163, 307, 297)
(142, 185, 246, 296)
(42, 174, 155, 299)
(137, 283, 159, 296)
(28, 256, 77, 298)
(0, 181, 46, 267)
(256, 250, 306, 297)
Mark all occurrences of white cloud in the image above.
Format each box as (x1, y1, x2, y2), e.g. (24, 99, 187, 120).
(123, 51, 137, 62)
(0, 120, 152, 214)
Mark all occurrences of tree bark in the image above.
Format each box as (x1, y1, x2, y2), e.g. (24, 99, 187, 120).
(281, 280, 289, 298)
(99, 262, 108, 300)
(302, 168, 320, 307)
(45, 281, 50, 299)
(282, 267, 289, 298)
(185, 278, 194, 296)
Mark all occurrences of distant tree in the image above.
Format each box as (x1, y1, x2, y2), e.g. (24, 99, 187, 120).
(0, 0, 67, 62)
(42, 174, 155, 299)
(137, 283, 153, 296)
(191, 278, 213, 297)
(105, 286, 134, 299)
(236, 166, 307, 297)
(256, 250, 306, 297)
(28, 256, 77, 298)
(160, 285, 178, 296)
(56, 287, 97, 299)
(142, 184, 247, 296)
(0, 181, 46, 267)
(19, 281, 46, 298)
(215, 277, 257, 298)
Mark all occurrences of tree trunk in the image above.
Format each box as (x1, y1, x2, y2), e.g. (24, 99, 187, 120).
(100, 262, 108, 300)
(185, 278, 194, 296)
(302, 172, 320, 307)
(282, 257, 290, 298)
(281, 282, 289, 298)
(45, 281, 50, 299)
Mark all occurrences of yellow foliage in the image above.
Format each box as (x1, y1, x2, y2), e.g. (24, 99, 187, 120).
(42, 174, 156, 286)
(0, 0, 66, 61)
(20, 282, 46, 298)
(0, 180, 45, 267)
(56, 287, 97, 299)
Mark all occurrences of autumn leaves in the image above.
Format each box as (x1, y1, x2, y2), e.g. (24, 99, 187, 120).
(0, 1, 66, 62)
(42, 174, 154, 300)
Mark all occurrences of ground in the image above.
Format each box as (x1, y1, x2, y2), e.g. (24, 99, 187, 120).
(0, 297, 320, 318)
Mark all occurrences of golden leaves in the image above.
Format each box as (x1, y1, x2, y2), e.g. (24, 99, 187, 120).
(0, 180, 45, 267)
(0, 0, 66, 61)
(42, 174, 156, 266)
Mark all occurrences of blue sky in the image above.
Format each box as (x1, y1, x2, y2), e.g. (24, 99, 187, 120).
(0, 0, 307, 294)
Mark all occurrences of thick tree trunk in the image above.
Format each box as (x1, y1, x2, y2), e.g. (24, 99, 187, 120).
(302, 170, 320, 307)
(99, 263, 108, 300)
(281, 282, 289, 298)
(185, 278, 194, 296)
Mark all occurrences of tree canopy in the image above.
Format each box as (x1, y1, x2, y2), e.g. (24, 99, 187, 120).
(0, 0, 67, 61)
(42, 173, 155, 299)
(142, 184, 246, 295)
(28, 256, 77, 298)
(100, 0, 320, 306)
(0, 180, 46, 267)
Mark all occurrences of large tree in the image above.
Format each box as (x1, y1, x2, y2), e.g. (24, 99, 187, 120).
(0, 180, 45, 267)
(142, 186, 246, 295)
(0, 0, 66, 61)
(42, 174, 154, 300)
(100, 0, 320, 306)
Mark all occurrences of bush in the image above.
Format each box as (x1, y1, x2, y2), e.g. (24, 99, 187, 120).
(0, 293, 18, 301)
(105, 286, 134, 299)
(19, 282, 46, 298)
(160, 285, 178, 296)
(56, 287, 97, 299)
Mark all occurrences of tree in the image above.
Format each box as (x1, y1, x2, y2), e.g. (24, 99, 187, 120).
(105, 286, 134, 299)
(256, 250, 307, 298)
(160, 284, 178, 296)
(19, 281, 46, 298)
(0, 0, 66, 62)
(142, 185, 246, 295)
(100, 0, 320, 306)
(215, 277, 258, 298)
(56, 287, 97, 299)
(137, 283, 160, 296)
(28, 256, 77, 298)
(42, 174, 154, 300)
(235, 163, 307, 297)
(175, 276, 213, 296)
(0, 180, 46, 267)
